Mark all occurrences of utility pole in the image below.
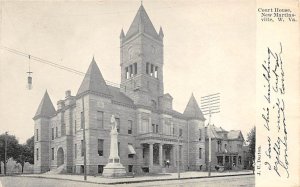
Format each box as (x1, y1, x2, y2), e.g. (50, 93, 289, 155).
(177, 135, 181, 179)
(82, 97, 87, 181)
(4, 131, 8, 176)
(201, 93, 220, 177)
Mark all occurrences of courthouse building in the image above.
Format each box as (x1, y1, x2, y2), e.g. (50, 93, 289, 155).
(33, 4, 246, 174)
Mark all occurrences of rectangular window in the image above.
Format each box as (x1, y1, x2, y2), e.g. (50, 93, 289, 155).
(141, 119, 149, 133)
(56, 127, 58, 138)
(36, 129, 39, 141)
(128, 165, 133, 172)
(118, 142, 120, 156)
(156, 125, 159, 133)
(81, 140, 84, 157)
(217, 141, 221, 152)
(80, 165, 84, 173)
(154, 66, 158, 78)
(238, 156, 242, 165)
(173, 127, 175, 135)
(146, 62, 149, 74)
(98, 139, 104, 156)
(52, 128, 54, 140)
(128, 154, 134, 158)
(74, 120, 77, 134)
(51, 148, 54, 160)
(97, 111, 104, 128)
(199, 129, 202, 140)
(152, 124, 155, 133)
(36, 148, 39, 160)
(116, 118, 120, 133)
(75, 144, 77, 159)
(143, 148, 146, 158)
(130, 65, 133, 77)
(128, 120, 133, 134)
(125, 67, 129, 79)
(134, 63, 137, 75)
(199, 148, 202, 159)
(150, 64, 154, 76)
(179, 128, 183, 136)
(98, 165, 104, 174)
(81, 112, 84, 129)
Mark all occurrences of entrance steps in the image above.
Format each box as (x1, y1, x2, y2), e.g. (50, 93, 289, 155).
(44, 164, 65, 175)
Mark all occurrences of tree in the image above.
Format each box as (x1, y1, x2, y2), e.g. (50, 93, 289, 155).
(15, 136, 34, 173)
(26, 136, 34, 164)
(0, 133, 20, 174)
(247, 126, 256, 160)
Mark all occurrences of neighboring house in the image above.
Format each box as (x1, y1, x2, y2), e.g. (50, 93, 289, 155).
(205, 125, 246, 171)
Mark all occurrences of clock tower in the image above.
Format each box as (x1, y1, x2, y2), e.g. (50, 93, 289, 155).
(120, 5, 164, 107)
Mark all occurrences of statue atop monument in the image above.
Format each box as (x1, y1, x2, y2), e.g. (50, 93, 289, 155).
(110, 115, 117, 131)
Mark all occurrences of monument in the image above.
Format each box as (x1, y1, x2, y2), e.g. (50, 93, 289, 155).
(102, 115, 126, 177)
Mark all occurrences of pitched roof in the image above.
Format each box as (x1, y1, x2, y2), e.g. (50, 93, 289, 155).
(207, 125, 223, 139)
(33, 90, 56, 119)
(125, 5, 159, 40)
(77, 57, 110, 97)
(227, 130, 244, 140)
(214, 126, 227, 132)
(107, 85, 134, 107)
(183, 94, 205, 120)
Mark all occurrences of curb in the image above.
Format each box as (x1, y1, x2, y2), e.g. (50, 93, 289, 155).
(11, 173, 254, 185)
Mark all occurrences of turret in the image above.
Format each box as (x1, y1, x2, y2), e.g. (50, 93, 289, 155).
(183, 93, 206, 170)
(33, 90, 56, 173)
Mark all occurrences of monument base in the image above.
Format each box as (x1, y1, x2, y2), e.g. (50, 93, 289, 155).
(102, 162, 126, 178)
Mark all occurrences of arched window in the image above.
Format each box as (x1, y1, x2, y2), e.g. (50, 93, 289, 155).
(128, 46, 133, 59)
(151, 100, 157, 109)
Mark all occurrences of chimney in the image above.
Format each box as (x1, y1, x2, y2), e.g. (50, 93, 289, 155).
(57, 100, 65, 110)
(65, 90, 71, 99)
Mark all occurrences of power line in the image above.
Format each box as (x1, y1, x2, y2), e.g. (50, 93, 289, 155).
(0, 45, 123, 88)
(0, 45, 160, 93)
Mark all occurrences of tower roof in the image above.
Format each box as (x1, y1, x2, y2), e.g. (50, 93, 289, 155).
(33, 90, 56, 119)
(183, 94, 205, 121)
(77, 57, 110, 97)
(125, 4, 159, 40)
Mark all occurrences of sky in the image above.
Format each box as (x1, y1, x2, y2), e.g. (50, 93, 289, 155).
(0, 0, 256, 143)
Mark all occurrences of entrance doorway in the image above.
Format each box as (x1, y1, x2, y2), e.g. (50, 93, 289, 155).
(57, 147, 64, 166)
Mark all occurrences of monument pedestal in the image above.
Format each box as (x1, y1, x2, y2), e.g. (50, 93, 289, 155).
(102, 162, 126, 177)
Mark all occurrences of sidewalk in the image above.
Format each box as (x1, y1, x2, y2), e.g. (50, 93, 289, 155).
(19, 170, 254, 185)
